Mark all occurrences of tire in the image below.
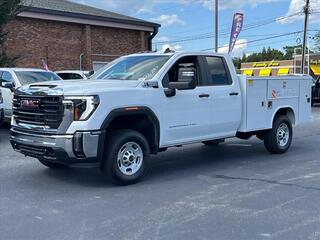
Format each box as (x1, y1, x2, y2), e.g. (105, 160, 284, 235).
(264, 115, 292, 154)
(101, 130, 150, 185)
(38, 160, 68, 169)
(202, 139, 225, 146)
(0, 110, 4, 127)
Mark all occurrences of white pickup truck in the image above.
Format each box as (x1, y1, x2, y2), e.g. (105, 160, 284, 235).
(10, 52, 312, 185)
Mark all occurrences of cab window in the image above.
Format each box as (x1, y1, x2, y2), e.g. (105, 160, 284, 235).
(162, 56, 201, 88)
(0, 71, 14, 87)
(203, 56, 232, 86)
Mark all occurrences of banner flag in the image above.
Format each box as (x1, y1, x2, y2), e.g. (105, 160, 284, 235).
(228, 13, 244, 54)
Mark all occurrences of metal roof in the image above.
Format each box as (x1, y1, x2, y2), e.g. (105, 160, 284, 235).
(22, 0, 160, 29)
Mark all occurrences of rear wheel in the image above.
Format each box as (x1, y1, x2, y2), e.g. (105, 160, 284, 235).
(264, 116, 292, 154)
(101, 130, 150, 185)
(202, 139, 225, 146)
(38, 160, 68, 169)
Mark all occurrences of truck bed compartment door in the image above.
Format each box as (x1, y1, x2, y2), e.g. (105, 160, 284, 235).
(246, 79, 268, 131)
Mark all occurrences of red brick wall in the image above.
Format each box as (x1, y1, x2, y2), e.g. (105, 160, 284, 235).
(3, 16, 150, 71)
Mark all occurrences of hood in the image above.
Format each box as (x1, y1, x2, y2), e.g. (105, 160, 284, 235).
(16, 79, 142, 96)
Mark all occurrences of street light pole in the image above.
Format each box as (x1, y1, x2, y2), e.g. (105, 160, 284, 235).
(301, 0, 310, 74)
(215, 0, 218, 52)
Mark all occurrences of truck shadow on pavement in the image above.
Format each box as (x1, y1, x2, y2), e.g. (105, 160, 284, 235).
(33, 139, 275, 188)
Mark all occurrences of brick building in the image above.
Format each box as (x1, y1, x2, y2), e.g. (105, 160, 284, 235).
(240, 53, 320, 80)
(3, 0, 160, 71)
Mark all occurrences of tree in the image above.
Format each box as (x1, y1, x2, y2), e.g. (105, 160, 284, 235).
(242, 47, 284, 62)
(283, 45, 298, 59)
(0, 0, 22, 67)
(313, 31, 320, 52)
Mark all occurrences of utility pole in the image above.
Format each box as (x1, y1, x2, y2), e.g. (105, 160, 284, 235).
(301, 0, 310, 74)
(215, 0, 218, 52)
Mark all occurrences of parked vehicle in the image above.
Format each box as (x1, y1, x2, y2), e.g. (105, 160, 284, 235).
(0, 89, 4, 126)
(55, 70, 91, 80)
(10, 52, 312, 185)
(312, 76, 320, 106)
(0, 68, 61, 123)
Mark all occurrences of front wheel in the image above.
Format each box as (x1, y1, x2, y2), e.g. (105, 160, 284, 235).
(101, 130, 150, 185)
(264, 116, 292, 154)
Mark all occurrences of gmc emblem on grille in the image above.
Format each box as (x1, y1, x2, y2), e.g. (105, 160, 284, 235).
(20, 99, 39, 109)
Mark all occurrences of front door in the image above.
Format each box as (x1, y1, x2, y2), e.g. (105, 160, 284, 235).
(160, 55, 215, 146)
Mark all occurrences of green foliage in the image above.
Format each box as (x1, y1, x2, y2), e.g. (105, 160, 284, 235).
(314, 31, 320, 52)
(240, 44, 314, 64)
(242, 47, 285, 63)
(0, 0, 23, 67)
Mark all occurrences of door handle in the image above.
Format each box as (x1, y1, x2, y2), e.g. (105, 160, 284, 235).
(229, 92, 239, 96)
(199, 94, 210, 98)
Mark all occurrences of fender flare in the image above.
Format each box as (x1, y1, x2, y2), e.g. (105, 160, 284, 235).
(101, 106, 160, 153)
(270, 106, 296, 128)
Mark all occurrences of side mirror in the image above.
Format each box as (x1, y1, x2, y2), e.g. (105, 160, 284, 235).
(2, 82, 15, 91)
(89, 70, 95, 76)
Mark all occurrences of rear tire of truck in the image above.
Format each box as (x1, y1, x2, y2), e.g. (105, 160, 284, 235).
(202, 139, 225, 146)
(101, 130, 150, 185)
(264, 116, 292, 154)
(38, 160, 68, 169)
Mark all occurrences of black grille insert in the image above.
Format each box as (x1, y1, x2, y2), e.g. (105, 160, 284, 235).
(13, 95, 64, 129)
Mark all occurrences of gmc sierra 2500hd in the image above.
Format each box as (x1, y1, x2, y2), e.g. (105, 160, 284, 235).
(10, 52, 312, 185)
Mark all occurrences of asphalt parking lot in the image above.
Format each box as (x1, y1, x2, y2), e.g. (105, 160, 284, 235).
(1, 107, 320, 240)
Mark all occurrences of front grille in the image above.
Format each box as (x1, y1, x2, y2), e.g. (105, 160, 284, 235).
(12, 142, 56, 160)
(13, 95, 64, 129)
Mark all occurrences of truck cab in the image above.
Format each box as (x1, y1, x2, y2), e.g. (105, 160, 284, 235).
(10, 52, 312, 185)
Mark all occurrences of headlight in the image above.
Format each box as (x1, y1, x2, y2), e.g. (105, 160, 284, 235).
(63, 96, 99, 121)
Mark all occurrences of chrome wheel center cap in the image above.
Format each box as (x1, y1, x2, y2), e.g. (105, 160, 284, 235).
(117, 142, 143, 176)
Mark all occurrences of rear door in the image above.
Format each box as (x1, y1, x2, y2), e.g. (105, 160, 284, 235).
(201, 56, 242, 137)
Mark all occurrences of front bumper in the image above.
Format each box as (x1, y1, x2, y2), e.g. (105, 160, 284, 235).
(10, 127, 105, 165)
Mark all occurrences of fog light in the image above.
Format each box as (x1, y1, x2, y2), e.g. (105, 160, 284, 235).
(73, 132, 85, 158)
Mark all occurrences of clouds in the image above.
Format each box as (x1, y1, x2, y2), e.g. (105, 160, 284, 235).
(180, 0, 286, 10)
(219, 39, 248, 56)
(150, 14, 185, 27)
(161, 43, 183, 52)
(277, 0, 320, 24)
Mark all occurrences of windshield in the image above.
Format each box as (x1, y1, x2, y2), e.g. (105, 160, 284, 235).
(15, 71, 61, 85)
(94, 55, 170, 81)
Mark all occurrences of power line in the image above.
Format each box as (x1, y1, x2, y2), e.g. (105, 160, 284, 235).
(200, 31, 304, 51)
(163, 10, 304, 38)
(154, 11, 303, 44)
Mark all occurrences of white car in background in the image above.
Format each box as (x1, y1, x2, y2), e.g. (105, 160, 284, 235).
(55, 70, 91, 80)
(0, 68, 62, 124)
(0, 89, 4, 126)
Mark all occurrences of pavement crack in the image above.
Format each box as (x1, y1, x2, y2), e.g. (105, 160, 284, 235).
(214, 174, 320, 191)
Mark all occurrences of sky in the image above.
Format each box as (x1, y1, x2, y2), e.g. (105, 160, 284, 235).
(71, 0, 320, 57)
